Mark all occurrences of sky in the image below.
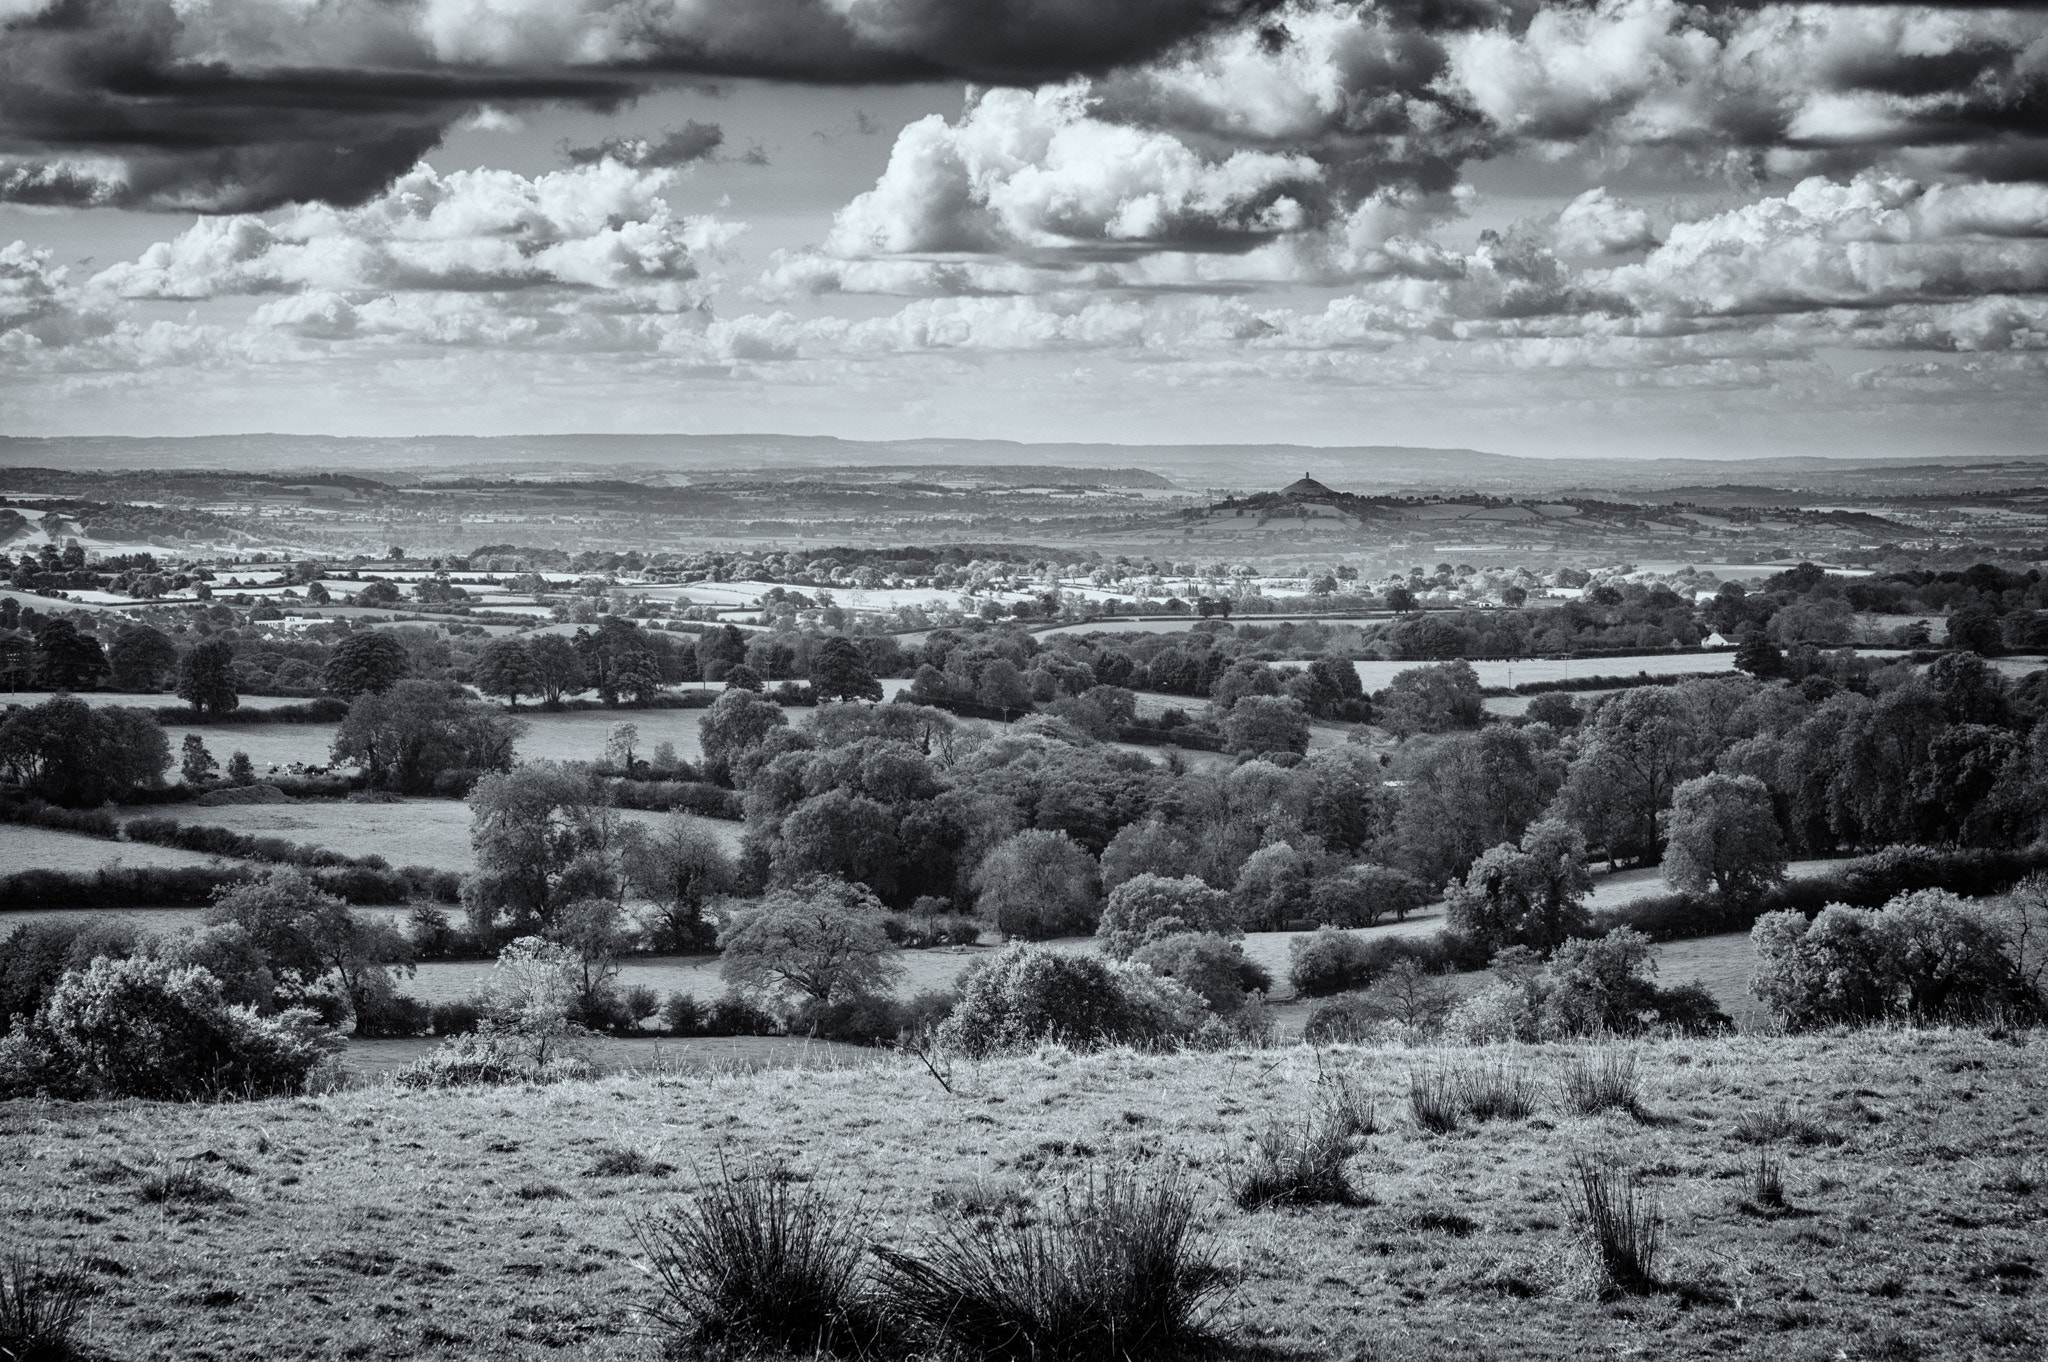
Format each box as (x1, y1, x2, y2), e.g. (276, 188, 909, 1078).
(1, 0, 2046, 459)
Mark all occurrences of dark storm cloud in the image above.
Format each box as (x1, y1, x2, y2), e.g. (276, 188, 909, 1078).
(565, 122, 726, 168)
(0, 0, 1278, 212)
(6, 0, 2048, 217)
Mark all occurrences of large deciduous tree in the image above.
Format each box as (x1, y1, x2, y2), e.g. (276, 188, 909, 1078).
(809, 635, 883, 703)
(461, 761, 622, 944)
(322, 630, 411, 699)
(1661, 773, 1787, 904)
(717, 875, 902, 1005)
(176, 638, 240, 716)
(971, 828, 1099, 940)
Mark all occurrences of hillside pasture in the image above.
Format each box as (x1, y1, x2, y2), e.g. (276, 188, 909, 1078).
(4, 1031, 2037, 1362)
(160, 722, 340, 773)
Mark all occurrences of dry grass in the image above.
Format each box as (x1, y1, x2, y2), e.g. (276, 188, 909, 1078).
(5, 1030, 2039, 1360)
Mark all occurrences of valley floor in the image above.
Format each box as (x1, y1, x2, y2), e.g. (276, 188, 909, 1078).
(3, 1030, 2042, 1361)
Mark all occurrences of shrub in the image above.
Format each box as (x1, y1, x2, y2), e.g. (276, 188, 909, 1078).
(0, 1251, 91, 1362)
(636, 1157, 879, 1357)
(797, 992, 913, 1046)
(1287, 928, 1374, 998)
(1572, 1157, 1661, 1295)
(1558, 1049, 1642, 1118)
(428, 999, 486, 1036)
(1230, 1113, 1359, 1210)
(391, 1032, 596, 1089)
(1303, 994, 1381, 1046)
(874, 1166, 1227, 1362)
(0, 798, 120, 840)
(702, 992, 779, 1037)
(1097, 875, 1236, 961)
(659, 991, 706, 1037)
(1129, 932, 1269, 1014)
(2, 956, 341, 1101)
(937, 945, 1206, 1058)
(355, 989, 432, 1039)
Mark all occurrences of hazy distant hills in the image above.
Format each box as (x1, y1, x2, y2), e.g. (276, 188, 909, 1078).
(4, 433, 2047, 499)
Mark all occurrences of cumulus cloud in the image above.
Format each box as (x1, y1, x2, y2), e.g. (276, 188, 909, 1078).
(93, 162, 738, 316)
(1554, 188, 1659, 257)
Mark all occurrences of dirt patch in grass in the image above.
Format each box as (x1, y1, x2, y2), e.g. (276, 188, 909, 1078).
(4, 1030, 2041, 1362)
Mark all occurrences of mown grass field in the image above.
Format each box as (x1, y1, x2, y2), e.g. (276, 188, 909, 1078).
(4, 1030, 2040, 1362)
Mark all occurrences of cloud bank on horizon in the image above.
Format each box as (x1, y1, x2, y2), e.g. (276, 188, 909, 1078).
(2, 0, 2046, 455)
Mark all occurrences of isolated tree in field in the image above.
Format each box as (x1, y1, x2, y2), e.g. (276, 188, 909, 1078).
(1662, 773, 1786, 903)
(474, 638, 540, 708)
(699, 687, 788, 784)
(179, 733, 218, 784)
(322, 630, 410, 698)
(176, 638, 240, 715)
(621, 814, 736, 952)
(330, 679, 525, 793)
(810, 635, 883, 703)
(717, 875, 902, 1005)
(1223, 694, 1311, 756)
(525, 633, 587, 706)
(486, 936, 584, 1062)
(1097, 873, 1235, 959)
(0, 695, 169, 806)
(110, 624, 178, 691)
(463, 762, 622, 943)
(1444, 819, 1593, 956)
(972, 828, 1099, 940)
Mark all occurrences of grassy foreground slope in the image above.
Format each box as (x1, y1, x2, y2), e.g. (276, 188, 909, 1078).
(3, 1031, 2043, 1362)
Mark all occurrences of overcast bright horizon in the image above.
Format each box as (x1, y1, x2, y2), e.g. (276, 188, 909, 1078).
(3, 0, 2046, 458)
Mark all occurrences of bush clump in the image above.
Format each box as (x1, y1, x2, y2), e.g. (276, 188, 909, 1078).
(391, 1032, 596, 1089)
(936, 945, 1208, 1058)
(0, 955, 340, 1101)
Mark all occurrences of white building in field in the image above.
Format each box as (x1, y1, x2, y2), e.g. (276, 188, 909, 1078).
(1702, 632, 1730, 648)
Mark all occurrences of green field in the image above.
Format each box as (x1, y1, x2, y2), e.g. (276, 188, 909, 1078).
(0, 825, 227, 872)
(5, 1029, 2037, 1362)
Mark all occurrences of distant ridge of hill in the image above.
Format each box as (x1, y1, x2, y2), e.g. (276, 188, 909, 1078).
(5, 433, 2046, 498)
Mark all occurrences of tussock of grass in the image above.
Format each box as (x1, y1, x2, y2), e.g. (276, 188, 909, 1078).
(1411, 1060, 1541, 1132)
(1316, 1068, 1377, 1140)
(582, 1144, 671, 1179)
(1408, 1068, 1464, 1134)
(1558, 1049, 1642, 1119)
(1230, 1113, 1360, 1210)
(137, 1167, 229, 1205)
(636, 1156, 878, 1358)
(0, 1252, 91, 1362)
(1747, 1152, 1787, 1212)
(1572, 1157, 1661, 1295)
(874, 1165, 1228, 1362)
(1735, 1098, 1844, 1147)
